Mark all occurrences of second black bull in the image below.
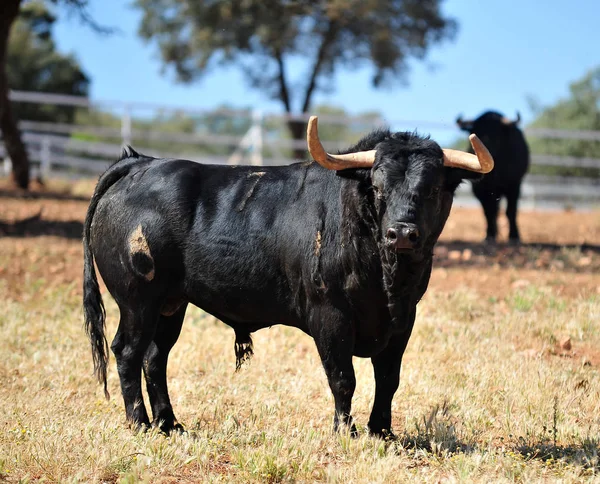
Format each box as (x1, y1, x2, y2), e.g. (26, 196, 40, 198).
(83, 117, 494, 437)
(457, 111, 530, 242)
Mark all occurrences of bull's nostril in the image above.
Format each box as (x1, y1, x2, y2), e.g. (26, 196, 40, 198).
(408, 231, 419, 243)
(386, 228, 397, 240)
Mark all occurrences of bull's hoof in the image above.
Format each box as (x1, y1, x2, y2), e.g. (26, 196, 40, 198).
(153, 417, 185, 435)
(334, 420, 358, 438)
(129, 420, 151, 434)
(368, 427, 397, 441)
(508, 237, 521, 246)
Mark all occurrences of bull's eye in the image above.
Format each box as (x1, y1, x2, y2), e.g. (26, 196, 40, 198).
(428, 187, 441, 199)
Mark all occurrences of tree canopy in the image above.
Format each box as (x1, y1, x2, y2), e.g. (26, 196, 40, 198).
(528, 66, 600, 160)
(134, 0, 457, 155)
(7, 1, 90, 123)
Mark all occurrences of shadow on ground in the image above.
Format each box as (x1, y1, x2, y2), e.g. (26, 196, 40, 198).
(434, 240, 599, 273)
(1, 215, 599, 272)
(0, 213, 84, 239)
(392, 434, 599, 472)
(390, 402, 599, 472)
(514, 439, 600, 472)
(0, 188, 89, 202)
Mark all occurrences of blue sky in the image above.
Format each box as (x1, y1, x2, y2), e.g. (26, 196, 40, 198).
(52, 0, 600, 144)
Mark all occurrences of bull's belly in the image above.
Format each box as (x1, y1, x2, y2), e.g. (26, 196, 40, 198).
(183, 278, 308, 330)
(184, 287, 395, 358)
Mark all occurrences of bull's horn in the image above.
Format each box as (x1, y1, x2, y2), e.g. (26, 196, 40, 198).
(501, 111, 521, 125)
(456, 115, 471, 128)
(443, 134, 494, 174)
(307, 116, 376, 170)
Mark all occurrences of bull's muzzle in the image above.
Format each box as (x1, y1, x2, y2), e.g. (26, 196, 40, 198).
(385, 223, 421, 250)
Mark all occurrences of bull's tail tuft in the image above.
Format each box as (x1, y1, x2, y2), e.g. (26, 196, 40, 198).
(83, 241, 110, 399)
(234, 330, 254, 371)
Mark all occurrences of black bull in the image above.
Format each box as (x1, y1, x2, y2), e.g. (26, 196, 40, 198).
(457, 111, 530, 242)
(83, 122, 490, 436)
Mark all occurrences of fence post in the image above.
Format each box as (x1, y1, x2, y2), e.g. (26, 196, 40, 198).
(40, 136, 51, 179)
(121, 104, 132, 146)
(2, 157, 12, 177)
(251, 110, 263, 166)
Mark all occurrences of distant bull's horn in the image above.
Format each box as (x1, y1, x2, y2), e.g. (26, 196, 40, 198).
(501, 111, 521, 125)
(307, 116, 376, 170)
(456, 115, 470, 127)
(442, 134, 494, 173)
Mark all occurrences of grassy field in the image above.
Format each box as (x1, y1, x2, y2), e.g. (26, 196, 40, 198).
(1, 180, 599, 482)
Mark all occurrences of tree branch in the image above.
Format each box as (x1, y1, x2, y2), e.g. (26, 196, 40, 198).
(274, 48, 292, 113)
(301, 19, 338, 114)
(51, 0, 116, 35)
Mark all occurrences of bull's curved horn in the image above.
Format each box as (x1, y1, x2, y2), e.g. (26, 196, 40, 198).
(442, 134, 494, 174)
(456, 115, 472, 128)
(307, 116, 376, 170)
(501, 111, 521, 125)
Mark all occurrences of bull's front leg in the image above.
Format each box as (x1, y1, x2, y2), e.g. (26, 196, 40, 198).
(368, 313, 415, 438)
(311, 306, 357, 436)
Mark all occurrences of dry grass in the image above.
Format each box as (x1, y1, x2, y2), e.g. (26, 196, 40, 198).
(1, 264, 599, 482)
(1, 182, 599, 482)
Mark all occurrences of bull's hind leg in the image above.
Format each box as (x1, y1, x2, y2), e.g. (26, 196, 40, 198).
(111, 302, 160, 431)
(505, 184, 521, 243)
(143, 304, 188, 433)
(473, 185, 499, 242)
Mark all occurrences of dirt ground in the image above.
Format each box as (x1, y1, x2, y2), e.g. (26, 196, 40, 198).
(0, 179, 599, 302)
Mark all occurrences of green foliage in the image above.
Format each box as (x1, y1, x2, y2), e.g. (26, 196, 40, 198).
(7, 1, 89, 123)
(527, 67, 600, 178)
(133, 0, 456, 124)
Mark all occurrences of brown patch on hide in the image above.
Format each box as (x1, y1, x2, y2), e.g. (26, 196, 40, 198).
(314, 230, 322, 256)
(129, 225, 155, 281)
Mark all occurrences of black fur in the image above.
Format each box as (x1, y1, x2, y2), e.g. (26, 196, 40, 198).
(83, 128, 482, 435)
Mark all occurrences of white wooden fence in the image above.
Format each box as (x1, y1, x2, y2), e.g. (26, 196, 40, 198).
(1, 90, 599, 210)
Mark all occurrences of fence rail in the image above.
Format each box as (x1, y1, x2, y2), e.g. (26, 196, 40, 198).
(2, 90, 600, 210)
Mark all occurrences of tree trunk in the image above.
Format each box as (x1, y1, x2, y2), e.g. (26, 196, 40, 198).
(287, 118, 307, 161)
(285, 20, 338, 161)
(0, 0, 29, 190)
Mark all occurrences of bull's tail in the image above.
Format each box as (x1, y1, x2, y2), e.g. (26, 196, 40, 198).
(82, 146, 143, 399)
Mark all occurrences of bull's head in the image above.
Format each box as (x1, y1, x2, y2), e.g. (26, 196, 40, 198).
(307, 116, 494, 253)
(456, 111, 521, 154)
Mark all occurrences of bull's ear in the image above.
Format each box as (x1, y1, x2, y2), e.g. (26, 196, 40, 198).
(444, 166, 483, 190)
(335, 167, 371, 182)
